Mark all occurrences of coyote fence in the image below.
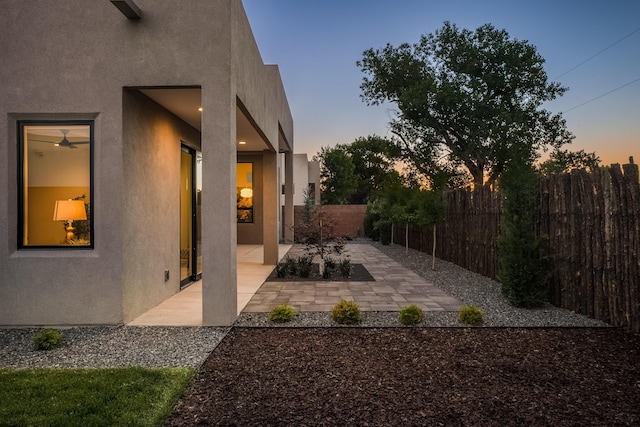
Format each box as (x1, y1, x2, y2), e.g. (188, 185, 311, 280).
(395, 163, 640, 333)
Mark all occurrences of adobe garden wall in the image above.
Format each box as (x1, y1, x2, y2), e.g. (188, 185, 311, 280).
(293, 205, 367, 240)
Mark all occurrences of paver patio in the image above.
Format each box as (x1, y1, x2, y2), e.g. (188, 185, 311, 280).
(242, 243, 462, 312)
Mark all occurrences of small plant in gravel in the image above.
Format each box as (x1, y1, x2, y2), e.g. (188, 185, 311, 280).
(269, 304, 297, 323)
(32, 328, 64, 350)
(331, 299, 361, 325)
(458, 305, 484, 326)
(399, 305, 424, 325)
(338, 257, 352, 278)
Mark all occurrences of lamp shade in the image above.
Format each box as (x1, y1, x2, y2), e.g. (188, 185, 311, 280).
(240, 187, 253, 198)
(53, 200, 87, 221)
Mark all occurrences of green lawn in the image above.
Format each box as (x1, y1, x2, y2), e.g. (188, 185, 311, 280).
(0, 367, 195, 427)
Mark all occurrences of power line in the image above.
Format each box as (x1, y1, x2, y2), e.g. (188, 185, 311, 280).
(553, 26, 640, 80)
(563, 77, 640, 113)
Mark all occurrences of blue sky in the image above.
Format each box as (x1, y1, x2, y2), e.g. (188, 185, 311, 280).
(242, 0, 639, 166)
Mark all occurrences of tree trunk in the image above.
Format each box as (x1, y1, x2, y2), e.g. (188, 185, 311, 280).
(391, 222, 394, 245)
(405, 223, 409, 254)
(431, 224, 437, 270)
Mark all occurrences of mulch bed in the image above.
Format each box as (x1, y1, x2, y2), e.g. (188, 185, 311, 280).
(165, 327, 640, 426)
(265, 263, 375, 282)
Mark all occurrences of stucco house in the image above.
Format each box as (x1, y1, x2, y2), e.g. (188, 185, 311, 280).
(0, 0, 295, 326)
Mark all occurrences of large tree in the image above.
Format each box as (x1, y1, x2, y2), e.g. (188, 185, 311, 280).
(315, 145, 357, 204)
(358, 21, 574, 186)
(315, 135, 402, 204)
(538, 148, 600, 175)
(344, 135, 402, 203)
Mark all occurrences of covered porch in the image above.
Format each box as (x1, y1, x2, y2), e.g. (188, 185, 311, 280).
(128, 244, 291, 326)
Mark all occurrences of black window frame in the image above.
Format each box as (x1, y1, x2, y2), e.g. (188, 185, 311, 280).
(17, 119, 95, 249)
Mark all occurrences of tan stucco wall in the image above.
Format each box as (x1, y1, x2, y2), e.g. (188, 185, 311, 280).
(0, 0, 293, 326)
(121, 90, 201, 323)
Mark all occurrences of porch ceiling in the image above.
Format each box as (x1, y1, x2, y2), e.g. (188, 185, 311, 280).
(138, 87, 268, 152)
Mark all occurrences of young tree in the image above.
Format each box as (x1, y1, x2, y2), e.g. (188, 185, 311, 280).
(358, 21, 574, 187)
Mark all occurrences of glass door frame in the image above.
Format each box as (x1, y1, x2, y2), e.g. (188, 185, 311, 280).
(180, 143, 201, 288)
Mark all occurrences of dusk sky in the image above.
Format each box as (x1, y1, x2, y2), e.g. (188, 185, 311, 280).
(242, 1, 639, 167)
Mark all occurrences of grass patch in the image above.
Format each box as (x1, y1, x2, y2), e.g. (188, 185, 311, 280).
(0, 366, 194, 426)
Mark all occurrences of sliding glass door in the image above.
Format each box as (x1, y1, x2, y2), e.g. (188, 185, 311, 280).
(180, 144, 202, 287)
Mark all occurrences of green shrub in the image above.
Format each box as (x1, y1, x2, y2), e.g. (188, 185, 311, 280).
(363, 206, 380, 240)
(331, 299, 361, 325)
(275, 258, 289, 278)
(498, 157, 551, 308)
(338, 257, 352, 278)
(399, 305, 424, 325)
(458, 305, 484, 326)
(297, 255, 313, 278)
(378, 222, 392, 245)
(322, 256, 337, 279)
(269, 304, 297, 323)
(32, 329, 64, 351)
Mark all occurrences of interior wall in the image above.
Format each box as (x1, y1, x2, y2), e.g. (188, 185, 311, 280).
(237, 153, 263, 244)
(26, 186, 90, 245)
(121, 89, 201, 323)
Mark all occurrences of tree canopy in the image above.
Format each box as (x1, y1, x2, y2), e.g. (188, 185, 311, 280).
(315, 135, 402, 204)
(538, 148, 600, 175)
(358, 21, 574, 187)
(315, 145, 357, 204)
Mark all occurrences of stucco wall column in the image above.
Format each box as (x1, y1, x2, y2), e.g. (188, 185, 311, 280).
(284, 151, 294, 243)
(202, 89, 237, 326)
(263, 150, 279, 264)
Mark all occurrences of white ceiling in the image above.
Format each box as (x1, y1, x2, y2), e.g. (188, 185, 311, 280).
(139, 88, 269, 152)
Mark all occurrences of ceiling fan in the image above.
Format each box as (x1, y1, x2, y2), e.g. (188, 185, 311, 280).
(29, 129, 90, 149)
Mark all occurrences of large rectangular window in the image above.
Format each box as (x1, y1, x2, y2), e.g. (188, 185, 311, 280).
(237, 162, 253, 223)
(18, 121, 93, 248)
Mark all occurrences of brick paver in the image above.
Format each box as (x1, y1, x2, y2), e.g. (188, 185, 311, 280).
(242, 243, 462, 313)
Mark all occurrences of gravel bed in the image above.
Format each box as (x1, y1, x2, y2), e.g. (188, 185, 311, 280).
(235, 239, 610, 328)
(0, 326, 228, 369)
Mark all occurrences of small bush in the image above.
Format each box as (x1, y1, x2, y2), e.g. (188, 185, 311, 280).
(297, 255, 313, 278)
(331, 299, 361, 325)
(32, 329, 64, 351)
(275, 258, 289, 278)
(399, 305, 424, 325)
(287, 256, 299, 275)
(321, 256, 336, 279)
(458, 305, 484, 326)
(269, 304, 297, 323)
(338, 257, 352, 278)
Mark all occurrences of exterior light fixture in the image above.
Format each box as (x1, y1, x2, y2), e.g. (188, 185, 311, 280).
(53, 199, 87, 241)
(238, 141, 247, 145)
(110, 0, 142, 19)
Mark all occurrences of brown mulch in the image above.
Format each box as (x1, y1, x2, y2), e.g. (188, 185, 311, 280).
(165, 327, 640, 426)
(265, 263, 375, 282)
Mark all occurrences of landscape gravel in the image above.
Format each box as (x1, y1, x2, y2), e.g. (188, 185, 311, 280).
(235, 239, 610, 328)
(1, 240, 609, 369)
(0, 326, 228, 369)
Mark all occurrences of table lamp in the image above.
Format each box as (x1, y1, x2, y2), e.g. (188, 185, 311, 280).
(53, 199, 87, 241)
